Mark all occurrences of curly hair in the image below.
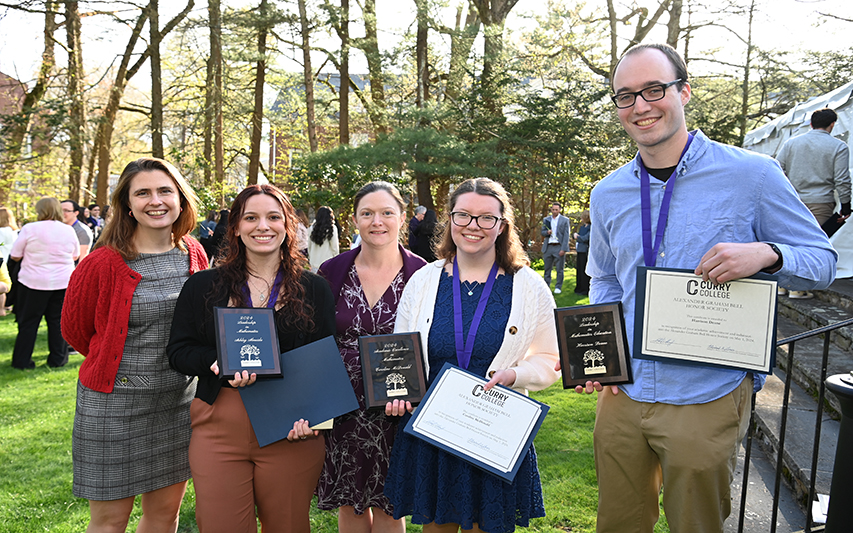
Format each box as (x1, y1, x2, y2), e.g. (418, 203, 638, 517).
(211, 184, 314, 333)
(435, 178, 529, 274)
(309, 206, 335, 245)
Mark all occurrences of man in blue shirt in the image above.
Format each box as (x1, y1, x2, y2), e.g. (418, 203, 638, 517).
(580, 43, 836, 532)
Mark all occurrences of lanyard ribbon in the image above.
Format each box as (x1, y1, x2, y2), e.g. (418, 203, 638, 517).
(640, 134, 694, 267)
(243, 269, 284, 308)
(453, 258, 499, 370)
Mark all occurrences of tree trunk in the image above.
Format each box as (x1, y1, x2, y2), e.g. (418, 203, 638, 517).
(738, 0, 756, 146)
(90, 1, 193, 206)
(444, 2, 480, 103)
(150, 0, 163, 158)
(247, 0, 268, 185)
(414, 0, 433, 210)
(298, 0, 318, 153)
(0, 1, 56, 205)
(666, 0, 682, 48)
(358, 0, 386, 135)
(66, 0, 86, 203)
(471, 0, 518, 118)
(203, 55, 214, 184)
(93, 9, 148, 206)
(209, 0, 224, 199)
(339, 0, 349, 146)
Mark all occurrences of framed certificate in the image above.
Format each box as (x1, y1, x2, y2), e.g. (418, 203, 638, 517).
(214, 307, 282, 378)
(358, 332, 427, 409)
(404, 363, 549, 483)
(634, 267, 778, 373)
(555, 302, 633, 388)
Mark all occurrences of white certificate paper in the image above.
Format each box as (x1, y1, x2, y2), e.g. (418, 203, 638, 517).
(404, 364, 548, 482)
(634, 267, 777, 373)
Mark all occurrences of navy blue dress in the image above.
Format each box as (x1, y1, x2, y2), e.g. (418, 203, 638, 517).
(384, 271, 545, 532)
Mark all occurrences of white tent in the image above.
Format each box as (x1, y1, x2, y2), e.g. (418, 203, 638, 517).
(743, 80, 853, 278)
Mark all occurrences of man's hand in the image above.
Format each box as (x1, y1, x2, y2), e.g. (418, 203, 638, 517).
(841, 202, 851, 220)
(694, 242, 778, 284)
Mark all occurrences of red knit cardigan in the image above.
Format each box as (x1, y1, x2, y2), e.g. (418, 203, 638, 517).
(61, 237, 208, 393)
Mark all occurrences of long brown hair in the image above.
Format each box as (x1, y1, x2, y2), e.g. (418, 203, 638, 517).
(213, 184, 314, 332)
(95, 158, 199, 260)
(435, 178, 529, 274)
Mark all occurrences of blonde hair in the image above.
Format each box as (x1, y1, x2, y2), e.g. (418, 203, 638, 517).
(435, 178, 529, 274)
(0, 206, 18, 230)
(35, 198, 63, 222)
(95, 157, 200, 260)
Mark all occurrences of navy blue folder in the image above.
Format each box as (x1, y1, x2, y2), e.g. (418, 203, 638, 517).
(239, 336, 359, 447)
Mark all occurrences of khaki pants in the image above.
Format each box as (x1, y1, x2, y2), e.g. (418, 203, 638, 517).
(804, 202, 836, 227)
(593, 377, 752, 533)
(189, 388, 325, 533)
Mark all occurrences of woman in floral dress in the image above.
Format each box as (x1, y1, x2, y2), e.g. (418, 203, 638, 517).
(316, 181, 426, 532)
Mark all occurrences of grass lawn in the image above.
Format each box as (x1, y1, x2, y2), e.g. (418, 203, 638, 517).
(0, 266, 669, 532)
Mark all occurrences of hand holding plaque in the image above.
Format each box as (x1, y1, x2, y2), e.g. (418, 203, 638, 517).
(555, 302, 633, 389)
(358, 332, 427, 409)
(214, 307, 282, 379)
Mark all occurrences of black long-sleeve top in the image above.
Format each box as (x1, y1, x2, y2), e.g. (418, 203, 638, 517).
(167, 268, 336, 405)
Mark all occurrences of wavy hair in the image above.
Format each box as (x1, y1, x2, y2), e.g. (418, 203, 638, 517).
(212, 184, 314, 332)
(435, 178, 529, 274)
(94, 157, 199, 260)
(309, 206, 335, 245)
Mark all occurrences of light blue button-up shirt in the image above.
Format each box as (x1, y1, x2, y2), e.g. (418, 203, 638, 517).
(588, 130, 837, 405)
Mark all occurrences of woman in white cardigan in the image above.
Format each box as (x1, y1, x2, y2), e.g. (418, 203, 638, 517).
(384, 178, 560, 533)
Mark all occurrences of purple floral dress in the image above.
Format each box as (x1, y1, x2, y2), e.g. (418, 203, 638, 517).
(315, 263, 407, 515)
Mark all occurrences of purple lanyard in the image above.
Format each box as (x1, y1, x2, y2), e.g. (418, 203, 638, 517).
(640, 134, 694, 267)
(243, 270, 284, 308)
(453, 258, 499, 370)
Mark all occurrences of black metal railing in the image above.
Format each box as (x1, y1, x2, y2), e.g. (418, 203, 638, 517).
(737, 317, 853, 533)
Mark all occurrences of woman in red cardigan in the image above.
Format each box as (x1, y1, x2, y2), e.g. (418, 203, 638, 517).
(62, 158, 207, 533)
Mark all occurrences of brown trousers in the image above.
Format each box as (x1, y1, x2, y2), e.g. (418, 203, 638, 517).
(593, 377, 752, 533)
(189, 388, 325, 533)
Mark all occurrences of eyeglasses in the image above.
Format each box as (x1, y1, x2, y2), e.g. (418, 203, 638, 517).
(450, 211, 503, 230)
(611, 79, 682, 109)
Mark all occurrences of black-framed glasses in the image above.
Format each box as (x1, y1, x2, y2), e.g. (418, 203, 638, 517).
(611, 79, 682, 109)
(450, 211, 503, 229)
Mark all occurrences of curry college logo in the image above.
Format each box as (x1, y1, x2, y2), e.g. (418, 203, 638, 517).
(583, 349, 606, 376)
(386, 372, 408, 397)
(240, 344, 262, 367)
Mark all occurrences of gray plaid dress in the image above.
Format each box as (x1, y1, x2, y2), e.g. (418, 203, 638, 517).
(72, 249, 196, 500)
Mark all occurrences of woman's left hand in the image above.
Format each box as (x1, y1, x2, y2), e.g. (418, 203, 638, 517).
(287, 419, 319, 442)
(210, 361, 257, 388)
(484, 369, 517, 391)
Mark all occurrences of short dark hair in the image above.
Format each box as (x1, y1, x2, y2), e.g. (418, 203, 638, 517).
(62, 199, 81, 214)
(811, 108, 837, 130)
(551, 202, 562, 208)
(612, 43, 688, 91)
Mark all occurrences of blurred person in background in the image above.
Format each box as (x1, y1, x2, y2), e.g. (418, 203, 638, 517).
(61, 199, 93, 264)
(10, 198, 79, 369)
(308, 206, 339, 271)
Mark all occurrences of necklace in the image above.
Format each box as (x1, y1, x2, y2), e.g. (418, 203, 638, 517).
(460, 280, 481, 296)
(247, 275, 273, 303)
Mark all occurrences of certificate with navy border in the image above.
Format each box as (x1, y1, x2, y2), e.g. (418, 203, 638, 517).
(404, 363, 549, 483)
(555, 302, 633, 388)
(633, 267, 777, 373)
(214, 307, 282, 378)
(359, 332, 427, 410)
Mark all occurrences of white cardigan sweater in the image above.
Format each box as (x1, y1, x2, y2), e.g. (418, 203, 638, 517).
(394, 259, 560, 394)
